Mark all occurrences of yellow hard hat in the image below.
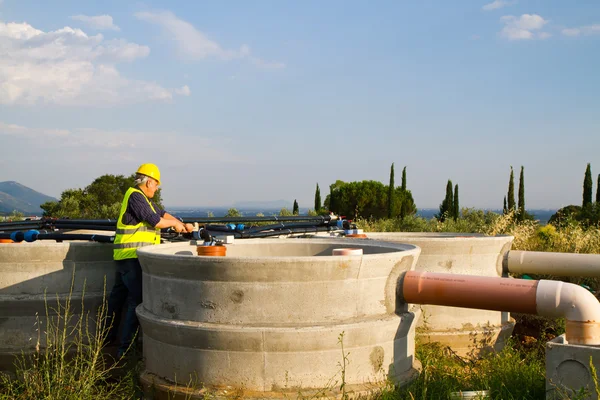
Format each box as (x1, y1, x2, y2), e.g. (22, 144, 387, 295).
(136, 163, 161, 184)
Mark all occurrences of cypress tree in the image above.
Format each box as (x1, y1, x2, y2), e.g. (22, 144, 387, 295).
(387, 163, 395, 218)
(503, 196, 507, 214)
(453, 184, 459, 220)
(445, 180, 454, 219)
(518, 166, 525, 221)
(507, 166, 515, 212)
(314, 183, 322, 212)
(583, 163, 593, 208)
(597, 174, 600, 204)
(401, 166, 407, 191)
(293, 199, 299, 215)
(437, 180, 453, 222)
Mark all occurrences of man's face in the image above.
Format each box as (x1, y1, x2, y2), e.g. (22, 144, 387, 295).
(146, 178, 160, 198)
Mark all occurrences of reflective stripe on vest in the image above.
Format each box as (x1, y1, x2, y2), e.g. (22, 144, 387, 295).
(113, 187, 161, 260)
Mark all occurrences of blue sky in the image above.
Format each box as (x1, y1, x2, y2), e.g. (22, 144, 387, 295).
(0, 1, 598, 209)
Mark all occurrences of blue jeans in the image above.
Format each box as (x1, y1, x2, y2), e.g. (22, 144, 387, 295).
(106, 258, 143, 357)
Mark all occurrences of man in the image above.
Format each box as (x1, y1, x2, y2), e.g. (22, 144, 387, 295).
(106, 163, 192, 358)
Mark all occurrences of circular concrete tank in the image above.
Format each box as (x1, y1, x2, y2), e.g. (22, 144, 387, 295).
(0, 241, 116, 371)
(363, 233, 514, 356)
(136, 239, 421, 398)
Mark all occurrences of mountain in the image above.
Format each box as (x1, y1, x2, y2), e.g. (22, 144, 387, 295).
(0, 181, 58, 215)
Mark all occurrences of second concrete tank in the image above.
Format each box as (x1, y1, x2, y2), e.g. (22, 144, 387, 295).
(364, 233, 514, 356)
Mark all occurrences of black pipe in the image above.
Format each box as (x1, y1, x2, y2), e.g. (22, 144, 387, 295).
(181, 215, 333, 224)
(54, 224, 116, 231)
(0, 231, 114, 243)
(50, 219, 117, 225)
(232, 226, 338, 239)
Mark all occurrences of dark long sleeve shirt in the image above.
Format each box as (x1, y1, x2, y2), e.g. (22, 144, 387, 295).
(120, 191, 166, 227)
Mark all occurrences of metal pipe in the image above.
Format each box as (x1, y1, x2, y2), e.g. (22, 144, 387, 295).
(504, 250, 600, 277)
(400, 271, 600, 345)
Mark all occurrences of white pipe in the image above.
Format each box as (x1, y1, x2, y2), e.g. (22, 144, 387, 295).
(401, 271, 600, 345)
(536, 280, 600, 344)
(505, 250, 600, 277)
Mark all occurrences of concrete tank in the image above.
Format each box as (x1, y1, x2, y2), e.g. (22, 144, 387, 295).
(136, 239, 421, 398)
(363, 233, 514, 356)
(0, 241, 116, 371)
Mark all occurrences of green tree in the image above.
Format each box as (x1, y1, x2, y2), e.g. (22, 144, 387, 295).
(279, 208, 293, 216)
(293, 199, 299, 215)
(518, 166, 525, 221)
(40, 173, 164, 219)
(503, 196, 507, 214)
(401, 166, 407, 191)
(453, 184, 459, 221)
(387, 163, 395, 218)
(314, 183, 322, 212)
(323, 180, 416, 220)
(597, 174, 600, 204)
(225, 208, 242, 217)
(437, 180, 454, 222)
(507, 166, 515, 212)
(583, 163, 593, 208)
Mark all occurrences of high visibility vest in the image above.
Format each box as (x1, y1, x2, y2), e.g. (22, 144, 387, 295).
(113, 187, 161, 260)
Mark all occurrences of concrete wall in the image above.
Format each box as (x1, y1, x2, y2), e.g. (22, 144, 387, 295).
(0, 241, 116, 370)
(137, 239, 421, 397)
(364, 233, 514, 356)
(546, 335, 600, 399)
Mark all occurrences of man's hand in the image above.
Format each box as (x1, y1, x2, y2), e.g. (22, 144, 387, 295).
(174, 221, 187, 233)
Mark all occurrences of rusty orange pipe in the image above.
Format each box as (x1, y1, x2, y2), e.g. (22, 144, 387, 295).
(400, 271, 600, 345)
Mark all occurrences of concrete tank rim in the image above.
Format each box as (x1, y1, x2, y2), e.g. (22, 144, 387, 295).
(364, 232, 513, 242)
(137, 238, 421, 262)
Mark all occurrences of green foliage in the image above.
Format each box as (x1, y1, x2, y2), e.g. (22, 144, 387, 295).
(380, 339, 545, 399)
(508, 166, 516, 212)
(596, 174, 600, 204)
(387, 163, 395, 219)
(584, 163, 593, 208)
(359, 208, 500, 234)
(549, 205, 582, 227)
(453, 184, 459, 221)
(401, 166, 407, 191)
(225, 208, 242, 217)
(314, 183, 322, 212)
(549, 203, 600, 228)
(279, 207, 293, 216)
(40, 174, 163, 219)
(503, 196, 507, 214)
(6, 210, 24, 221)
(0, 275, 137, 399)
(293, 199, 299, 215)
(518, 166, 525, 221)
(437, 180, 454, 222)
(324, 180, 416, 220)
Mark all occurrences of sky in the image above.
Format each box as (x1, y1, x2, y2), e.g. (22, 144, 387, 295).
(0, 1, 599, 210)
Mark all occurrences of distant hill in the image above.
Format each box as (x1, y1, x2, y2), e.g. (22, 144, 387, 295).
(0, 181, 57, 215)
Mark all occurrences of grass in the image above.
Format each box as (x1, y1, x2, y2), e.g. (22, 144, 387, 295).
(0, 271, 139, 399)
(372, 339, 546, 400)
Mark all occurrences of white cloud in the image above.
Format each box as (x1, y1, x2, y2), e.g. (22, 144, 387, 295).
(134, 10, 284, 69)
(561, 24, 600, 37)
(483, 1, 515, 11)
(0, 120, 244, 174)
(0, 20, 188, 106)
(499, 14, 549, 40)
(70, 15, 120, 31)
(174, 85, 191, 96)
